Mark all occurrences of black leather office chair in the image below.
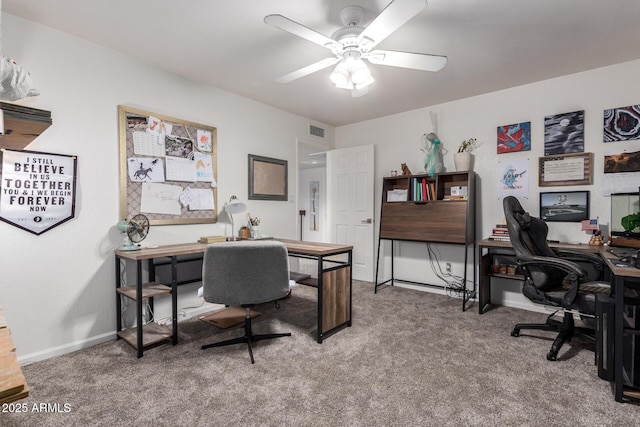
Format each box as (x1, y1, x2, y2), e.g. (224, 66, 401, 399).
(201, 240, 292, 364)
(503, 196, 610, 361)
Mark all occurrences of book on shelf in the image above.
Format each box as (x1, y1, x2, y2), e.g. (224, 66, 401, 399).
(412, 177, 434, 202)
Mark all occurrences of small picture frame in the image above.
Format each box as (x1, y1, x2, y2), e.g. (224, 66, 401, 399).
(539, 190, 590, 222)
(248, 154, 288, 201)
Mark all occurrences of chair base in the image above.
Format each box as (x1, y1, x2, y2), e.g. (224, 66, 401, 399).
(202, 307, 291, 364)
(511, 311, 595, 361)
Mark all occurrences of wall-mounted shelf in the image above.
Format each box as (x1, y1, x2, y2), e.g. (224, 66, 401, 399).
(0, 102, 52, 150)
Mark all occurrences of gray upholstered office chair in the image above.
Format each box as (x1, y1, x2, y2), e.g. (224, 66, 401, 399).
(201, 240, 292, 364)
(503, 196, 610, 361)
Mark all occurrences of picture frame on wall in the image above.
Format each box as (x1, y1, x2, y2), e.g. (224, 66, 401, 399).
(540, 190, 590, 222)
(497, 121, 531, 154)
(538, 152, 593, 187)
(603, 104, 640, 142)
(544, 110, 584, 155)
(248, 154, 288, 201)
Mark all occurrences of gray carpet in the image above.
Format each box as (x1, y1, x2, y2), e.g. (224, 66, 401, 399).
(3, 281, 640, 426)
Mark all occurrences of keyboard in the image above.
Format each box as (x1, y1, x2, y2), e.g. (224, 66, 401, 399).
(607, 247, 639, 258)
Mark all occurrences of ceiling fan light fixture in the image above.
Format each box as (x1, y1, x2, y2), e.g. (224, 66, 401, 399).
(350, 59, 372, 85)
(330, 61, 350, 86)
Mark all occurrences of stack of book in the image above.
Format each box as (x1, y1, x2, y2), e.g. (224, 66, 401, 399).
(413, 177, 436, 202)
(488, 224, 510, 241)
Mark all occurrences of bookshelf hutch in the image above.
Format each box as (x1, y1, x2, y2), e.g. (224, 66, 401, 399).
(374, 171, 476, 311)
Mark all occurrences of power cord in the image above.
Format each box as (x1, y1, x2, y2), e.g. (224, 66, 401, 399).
(425, 243, 469, 298)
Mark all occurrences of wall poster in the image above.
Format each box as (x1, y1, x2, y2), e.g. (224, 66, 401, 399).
(497, 158, 528, 199)
(0, 148, 77, 235)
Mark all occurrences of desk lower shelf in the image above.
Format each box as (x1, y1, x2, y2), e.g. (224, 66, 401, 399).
(117, 323, 173, 350)
(116, 282, 171, 300)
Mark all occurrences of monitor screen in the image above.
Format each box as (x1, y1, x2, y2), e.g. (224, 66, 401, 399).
(611, 191, 640, 239)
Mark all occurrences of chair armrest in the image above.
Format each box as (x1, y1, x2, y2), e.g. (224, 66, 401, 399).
(554, 250, 605, 281)
(517, 255, 588, 277)
(554, 249, 603, 265)
(517, 255, 587, 306)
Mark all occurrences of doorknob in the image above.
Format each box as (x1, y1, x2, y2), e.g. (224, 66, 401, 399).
(361, 218, 373, 224)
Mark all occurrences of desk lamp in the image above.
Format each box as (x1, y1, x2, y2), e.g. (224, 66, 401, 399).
(224, 195, 247, 241)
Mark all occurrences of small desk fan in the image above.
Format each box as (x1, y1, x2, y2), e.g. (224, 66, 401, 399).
(117, 214, 150, 251)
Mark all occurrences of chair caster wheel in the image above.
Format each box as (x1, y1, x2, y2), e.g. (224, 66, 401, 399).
(547, 351, 557, 361)
(511, 328, 520, 337)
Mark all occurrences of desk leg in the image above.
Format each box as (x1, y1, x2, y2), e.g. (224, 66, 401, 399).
(115, 256, 122, 337)
(348, 250, 353, 327)
(171, 255, 178, 346)
(316, 255, 324, 344)
(136, 260, 143, 358)
(479, 252, 492, 314)
(614, 274, 625, 402)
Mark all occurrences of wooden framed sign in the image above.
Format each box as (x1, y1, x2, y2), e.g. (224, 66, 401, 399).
(538, 152, 593, 187)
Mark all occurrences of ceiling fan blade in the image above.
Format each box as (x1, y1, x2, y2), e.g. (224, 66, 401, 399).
(367, 50, 447, 72)
(357, 0, 427, 51)
(275, 57, 340, 83)
(265, 14, 341, 51)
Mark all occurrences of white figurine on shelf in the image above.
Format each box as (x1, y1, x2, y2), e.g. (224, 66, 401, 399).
(0, 57, 39, 101)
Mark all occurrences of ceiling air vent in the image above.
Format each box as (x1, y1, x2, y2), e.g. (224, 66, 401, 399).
(309, 125, 325, 138)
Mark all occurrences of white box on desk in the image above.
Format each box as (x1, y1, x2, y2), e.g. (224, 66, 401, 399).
(451, 186, 468, 196)
(387, 189, 408, 202)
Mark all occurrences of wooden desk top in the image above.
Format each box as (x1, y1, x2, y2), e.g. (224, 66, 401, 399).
(115, 239, 353, 261)
(599, 247, 640, 279)
(478, 239, 600, 253)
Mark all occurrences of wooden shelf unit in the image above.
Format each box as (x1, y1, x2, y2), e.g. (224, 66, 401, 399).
(375, 171, 476, 310)
(0, 102, 52, 150)
(0, 307, 29, 404)
(115, 255, 178, 358)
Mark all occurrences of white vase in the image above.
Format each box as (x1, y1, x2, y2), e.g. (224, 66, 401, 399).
(454, 152, 473, 171)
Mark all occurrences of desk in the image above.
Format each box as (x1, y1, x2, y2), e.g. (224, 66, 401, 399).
(115, 239, 353, 357)
(598, 248, 640, 403)
(477, 239, 599, 314)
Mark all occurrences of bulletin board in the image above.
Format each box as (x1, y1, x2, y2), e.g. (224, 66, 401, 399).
(118, 105, 218, 225)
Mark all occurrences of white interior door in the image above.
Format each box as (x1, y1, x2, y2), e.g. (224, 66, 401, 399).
(327, 144, 375, 282)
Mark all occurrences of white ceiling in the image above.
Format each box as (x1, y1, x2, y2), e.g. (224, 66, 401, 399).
(5, 0, 640, 128)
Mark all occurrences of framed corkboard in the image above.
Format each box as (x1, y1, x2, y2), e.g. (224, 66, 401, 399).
(118, 105, 218, 225)
(538, 152, 593, 187)
(248, 154, 287, 201)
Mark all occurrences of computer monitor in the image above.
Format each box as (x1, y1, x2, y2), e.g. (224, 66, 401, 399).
(610, 189, 640, 247)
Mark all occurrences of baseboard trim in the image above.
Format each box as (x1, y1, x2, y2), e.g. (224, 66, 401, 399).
(18, 303, 223, 365)
(18, 331, 116, 365)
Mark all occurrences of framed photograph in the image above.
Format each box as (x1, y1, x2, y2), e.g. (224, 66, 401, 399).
(538, 152, 593, 186)
(248, 154, 288, 201)
(540, 190, 590, 222)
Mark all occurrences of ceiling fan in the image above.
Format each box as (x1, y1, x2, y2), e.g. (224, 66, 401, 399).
(264, 0, 447, 97)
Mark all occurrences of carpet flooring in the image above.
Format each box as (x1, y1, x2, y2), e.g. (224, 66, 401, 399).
(3, 281, 640, 426)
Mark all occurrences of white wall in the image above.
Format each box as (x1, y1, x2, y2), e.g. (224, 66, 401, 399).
(335, 59, 640, 311)
(0, 14, 334, 362)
